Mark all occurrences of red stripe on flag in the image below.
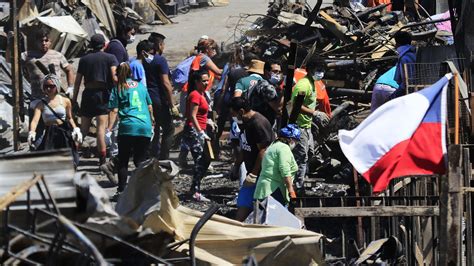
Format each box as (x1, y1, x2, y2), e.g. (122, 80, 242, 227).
(362, 123, 445, 193)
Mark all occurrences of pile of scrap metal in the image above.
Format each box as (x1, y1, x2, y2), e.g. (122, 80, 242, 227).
(236, 0, 451, 102)
(0, 0, 173, 152)
(228, 0, 453, 185)
(0, 150, 326, 265)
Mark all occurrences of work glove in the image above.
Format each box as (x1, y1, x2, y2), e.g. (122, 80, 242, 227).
(171, 105, 180, 117)
(207, 118, 217, 132)
(198, 130, 211, 141)
(66, 86, 74, 98)
(313, 110, 330, 128)
(243, 173, 257, 187)
(72, 127, 83, 143)
(27, 131, 36, 147)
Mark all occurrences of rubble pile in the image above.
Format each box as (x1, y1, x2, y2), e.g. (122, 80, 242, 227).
(0, 153, 326, 265)
(224, 1, 453, 187)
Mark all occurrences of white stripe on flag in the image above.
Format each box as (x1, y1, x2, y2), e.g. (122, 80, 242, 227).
(338, 75, 451, 174)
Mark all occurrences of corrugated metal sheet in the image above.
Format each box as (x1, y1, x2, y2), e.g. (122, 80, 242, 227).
(0, 149, 76, 207)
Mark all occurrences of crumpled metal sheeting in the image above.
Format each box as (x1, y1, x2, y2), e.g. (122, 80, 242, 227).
(80, 0, 116, 37)
(21, 14, 89, 59)
(115, 159, 179, 225)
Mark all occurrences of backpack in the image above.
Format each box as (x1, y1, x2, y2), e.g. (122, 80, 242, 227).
(244, 79, 278, 108)
(171, 55, 196, 87)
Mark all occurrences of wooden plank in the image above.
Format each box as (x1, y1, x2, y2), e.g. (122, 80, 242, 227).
(294, 206, 439, 218)
(149, 0, 173, 24)
(463, 148, 473, 266)
(11, 0, 20, 151)
(0, 175, 43, 210)
(470, 92, 474, 136)
(439, 145, 463, 265)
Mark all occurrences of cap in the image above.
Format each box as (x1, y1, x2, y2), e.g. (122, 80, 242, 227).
(89, 34, 106, 48)
(279, 124, 301, 140)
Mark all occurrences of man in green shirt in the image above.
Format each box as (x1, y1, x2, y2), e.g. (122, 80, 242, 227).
(291, 57, 326, 190)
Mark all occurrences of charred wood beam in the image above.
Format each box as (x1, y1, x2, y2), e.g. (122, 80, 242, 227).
(281, 40, 298, 128)
(355, 4, 391, 20)
(289, 92, 305, 124)
(327, 87, 372, 97)
(304, 0, 323, 29)
(294, 206, 440, 218)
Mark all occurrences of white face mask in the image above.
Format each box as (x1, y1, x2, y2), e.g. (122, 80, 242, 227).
(232, 116, 243, 125)
(144, 52, 154, 63)
(289, 142, 296, 150)
(312, 71, 325, 81)
(127, 35, 136, 44)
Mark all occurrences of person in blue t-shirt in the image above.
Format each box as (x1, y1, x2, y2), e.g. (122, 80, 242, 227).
(143, 32, 179, 160)
(107, 62, 154, 199)
(130, 40, 154, 87)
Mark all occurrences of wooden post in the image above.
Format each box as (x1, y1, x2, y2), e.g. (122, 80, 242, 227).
(281, 41, 298, 128)
(463, 148, 473, 266)
(11, 0, 20, 151)
(454, 73, 459, 144)
(353, 167, 364, 247)
(439, 144, 463, 265)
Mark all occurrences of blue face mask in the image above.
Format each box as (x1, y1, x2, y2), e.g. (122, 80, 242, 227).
(312, 71, 325, 81)
(269, 73, 282, 85)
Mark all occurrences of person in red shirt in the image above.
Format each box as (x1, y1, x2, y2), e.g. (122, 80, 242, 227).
(181, 70, 212, 202)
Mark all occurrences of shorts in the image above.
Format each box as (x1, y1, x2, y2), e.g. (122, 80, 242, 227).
(80, 88, 110, 118)
(237, 184, 256, 209)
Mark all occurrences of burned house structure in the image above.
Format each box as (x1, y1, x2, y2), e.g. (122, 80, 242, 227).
(0, 0, 474, 264)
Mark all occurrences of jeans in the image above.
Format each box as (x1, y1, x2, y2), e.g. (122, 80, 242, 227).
(150, 103, 175, 160)
(370, 83, 396, 112)
(292, 127, 314, 188)
(181, 125, 211, 192)
(117, 135, 150, 192)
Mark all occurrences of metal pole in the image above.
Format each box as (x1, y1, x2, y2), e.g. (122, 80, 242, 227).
(11, 0, 20, 151)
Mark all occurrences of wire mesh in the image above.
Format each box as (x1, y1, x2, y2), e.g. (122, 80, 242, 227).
(404, 58, 465, 92)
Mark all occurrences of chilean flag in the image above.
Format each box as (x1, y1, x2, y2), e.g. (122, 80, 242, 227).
(339, 74, 451, 193)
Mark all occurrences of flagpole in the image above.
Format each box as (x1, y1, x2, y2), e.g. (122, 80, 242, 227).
(454, 72, 459, 144)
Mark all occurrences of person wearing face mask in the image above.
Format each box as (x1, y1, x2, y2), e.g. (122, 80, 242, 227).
(105, 21, 136, 63)
(254, 124, 300, 207)
(230, 97, 274, 222)
(291, 56, 329, 191)
(129, 40, 154, 87)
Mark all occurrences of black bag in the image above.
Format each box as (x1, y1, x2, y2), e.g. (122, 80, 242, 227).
(39, 98, 79, 167)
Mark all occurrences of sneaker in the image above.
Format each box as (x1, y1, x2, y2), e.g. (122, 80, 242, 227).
(110, 191, 121, 202)
(100, 161, 118, 185)
(192, 192, 211, 202)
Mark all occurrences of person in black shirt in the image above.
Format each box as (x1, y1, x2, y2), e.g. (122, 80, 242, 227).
(143, 32, 179, 160)
(72, 34, 118, 167)
(104, 21, 135, 63)
(230, 97, 274, 222)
